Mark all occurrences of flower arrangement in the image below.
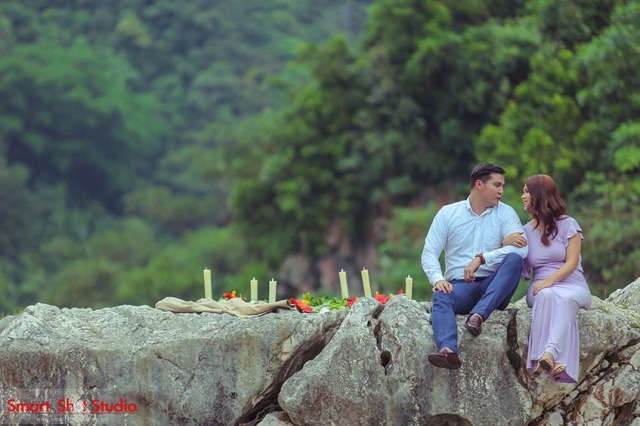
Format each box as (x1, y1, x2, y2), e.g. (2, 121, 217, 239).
(221, 290, 405, 313)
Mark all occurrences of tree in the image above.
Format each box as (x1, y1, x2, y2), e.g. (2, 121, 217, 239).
(0, 40, 168, 210)
(0, 157, 43, 311)
(476, 0, 640, 293)
(571, 1, 640, 290)
(476, 44, 595, 203)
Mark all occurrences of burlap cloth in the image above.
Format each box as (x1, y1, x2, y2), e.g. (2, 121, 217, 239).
(155, 296, 293, 316)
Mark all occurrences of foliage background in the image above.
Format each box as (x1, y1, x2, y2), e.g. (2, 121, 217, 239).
(0, 0, 638, 311)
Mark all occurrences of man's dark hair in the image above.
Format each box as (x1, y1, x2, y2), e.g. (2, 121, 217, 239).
(469, 162, 505, 188)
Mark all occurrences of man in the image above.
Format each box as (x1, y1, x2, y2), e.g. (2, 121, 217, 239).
(421, 162, 527, 369)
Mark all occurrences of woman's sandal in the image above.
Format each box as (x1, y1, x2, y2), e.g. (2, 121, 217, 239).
(551, 362, 566, 378)
(533, 352, 554, 376)
(538, 352, 554, 372)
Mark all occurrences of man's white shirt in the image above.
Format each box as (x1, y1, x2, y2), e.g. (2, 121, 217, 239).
(421, 198, 528, 285)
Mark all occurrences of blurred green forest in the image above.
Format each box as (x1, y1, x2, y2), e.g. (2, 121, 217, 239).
(0, 0, 638, 311)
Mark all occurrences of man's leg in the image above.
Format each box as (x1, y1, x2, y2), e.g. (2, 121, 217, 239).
(431, 280, 481, 353)
(471, 253, 523, 320)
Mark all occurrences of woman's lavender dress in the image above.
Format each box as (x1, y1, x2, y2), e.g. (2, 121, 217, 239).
(524, 216, 591, 383)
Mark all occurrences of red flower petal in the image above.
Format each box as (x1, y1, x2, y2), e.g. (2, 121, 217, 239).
(290, 298, 313, 313)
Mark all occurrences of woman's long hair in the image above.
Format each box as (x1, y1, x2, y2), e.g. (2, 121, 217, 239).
(526, 174, 567, 246)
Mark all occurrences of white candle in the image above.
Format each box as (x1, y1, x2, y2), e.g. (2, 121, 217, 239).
(339, 269, 349, 299)
(361, 268, 371, 298)
(203, 268, 212, 299)
(405, 275, 413, 300)
(250, 278, 258, 301)
(269, 279, 277, 303)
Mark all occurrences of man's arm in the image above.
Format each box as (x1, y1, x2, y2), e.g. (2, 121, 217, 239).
(421, 209, 448, 285)
(483, 207, 528, 266)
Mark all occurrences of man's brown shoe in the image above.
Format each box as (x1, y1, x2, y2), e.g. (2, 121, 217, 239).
(465, 313, 483, 336)
(428, 349, 462, 370)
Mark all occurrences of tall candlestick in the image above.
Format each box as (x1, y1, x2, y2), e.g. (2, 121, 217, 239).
(203, 268, 212, 299)
(405, 275, 413, 300)
(339, 269, 349, 299)
(361, 268, 372, 298)
(269, 279, 277, 303)
(250, 278, 258, 301)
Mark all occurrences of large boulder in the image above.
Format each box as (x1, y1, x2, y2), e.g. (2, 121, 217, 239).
(278, 280, 640, 425)
(279, 298, 532, 425)
(0, 304, 345, 425)
(0, 278, 638, 425)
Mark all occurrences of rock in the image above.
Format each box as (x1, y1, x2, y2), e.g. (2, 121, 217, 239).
(0, 280, 639, 425)
(518, 291, 640, 426)
(0, 304, 345, 425)
(279, 296, 531, 425)
(279, 286, 639, 425)
(279, 298, 392, 425)
(606, 277, 640, 311)
(256, 411, 294, 425)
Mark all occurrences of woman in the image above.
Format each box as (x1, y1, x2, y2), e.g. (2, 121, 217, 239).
(503, 174, 591, 383)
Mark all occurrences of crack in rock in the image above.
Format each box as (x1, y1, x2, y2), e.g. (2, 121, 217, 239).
(236, 325, 340, 426)
(506, 308, 527, 388)
(371, 304, 392, 375)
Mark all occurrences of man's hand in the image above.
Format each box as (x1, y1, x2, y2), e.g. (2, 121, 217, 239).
(433, 280, 453, 293)
(463, 257, 482, 283)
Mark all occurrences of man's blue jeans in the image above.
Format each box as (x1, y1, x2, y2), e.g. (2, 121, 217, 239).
(431, 253, 523, 353)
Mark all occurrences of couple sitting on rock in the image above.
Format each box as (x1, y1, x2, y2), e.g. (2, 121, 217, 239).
(421, 162, 591, 383)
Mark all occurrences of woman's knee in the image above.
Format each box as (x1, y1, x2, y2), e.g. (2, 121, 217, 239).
(535, 288, 555, 300)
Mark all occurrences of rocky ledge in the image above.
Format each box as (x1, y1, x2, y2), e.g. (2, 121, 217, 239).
(0, 279, 638, 425)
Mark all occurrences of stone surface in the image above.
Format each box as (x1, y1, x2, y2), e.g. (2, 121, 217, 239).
(257, 411, 294, 425)
(0, 279, 638, 425)
(0, 304, 344, 425)
(606, 278, 640, 311)
(279, 297, 532, 425)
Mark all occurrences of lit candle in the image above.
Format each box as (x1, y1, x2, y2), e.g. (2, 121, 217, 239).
(405, 275, 413, 300)
(250, 278, 258, 301)
(339, 269, 349, 299)
(203, 268, 212, 299)
(269, 279, 277, 303)
(361, 268, 372, 298)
